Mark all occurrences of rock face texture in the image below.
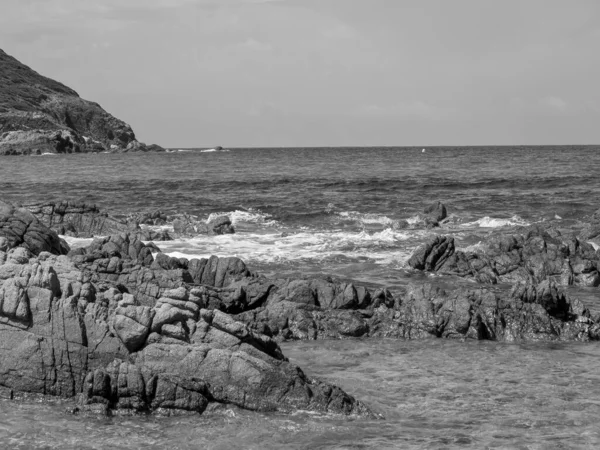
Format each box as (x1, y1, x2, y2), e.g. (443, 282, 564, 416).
(0, 200, 69, 255)
(3, 199, 600, 417)
(408, 225, 600, 287)
(0, 250, 372, 417)
(26, 201, 131, 237)
(0, 48, 164, 155)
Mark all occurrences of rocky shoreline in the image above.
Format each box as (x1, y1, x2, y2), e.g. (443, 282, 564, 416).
(0, 49, 165, 155)
(2, 198, 600, 418)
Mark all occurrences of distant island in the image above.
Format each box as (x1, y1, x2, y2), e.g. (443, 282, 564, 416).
(0, 48, 165, 155)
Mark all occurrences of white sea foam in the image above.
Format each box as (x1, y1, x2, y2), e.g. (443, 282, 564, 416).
(337, 210, 396, 226)
(157, 228, 422, 266)
(461, 215, 529, 228)
(60, 235, 95, 249)
(207, 210, 278, 226)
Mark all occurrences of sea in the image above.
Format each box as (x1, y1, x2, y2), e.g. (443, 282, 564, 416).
(1, 145, 600, 449)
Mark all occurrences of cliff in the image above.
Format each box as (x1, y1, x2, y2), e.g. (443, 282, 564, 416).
(0, 48, 164, 155)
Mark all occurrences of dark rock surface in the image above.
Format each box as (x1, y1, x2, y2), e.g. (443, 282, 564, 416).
(423, 201, 448, 227)
(0, 251, 372, 417)
(0, 48, 164, 155)
(227, 277, 600, 342)
(408, 225, 600, 286)
(173, 214, 235, 237)
(0, 200, 69, 255)
(206, 215, 235, 235)
(26, 201, 131, 237)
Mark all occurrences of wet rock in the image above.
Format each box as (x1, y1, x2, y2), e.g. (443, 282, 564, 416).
(423, 201, 448, 226)
(206, 215, 235, 235)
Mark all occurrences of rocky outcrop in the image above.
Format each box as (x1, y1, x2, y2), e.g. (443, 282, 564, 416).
(579, 208, 600, 242)
(68, 234, 251, 306)
(26, 201, 131, 237)
(0, 250, 373, 417)
(0, 200, 69, 255)
(173, 214, 235, 237)
(423, 201, 448, 227)
(408, 225, 600, 286)
(227, 277, 599, 342)
(0, 48, 164, 154)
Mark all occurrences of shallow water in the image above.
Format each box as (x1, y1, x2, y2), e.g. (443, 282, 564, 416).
(2, 146, 600, 448)
(2, 339, 600, 449)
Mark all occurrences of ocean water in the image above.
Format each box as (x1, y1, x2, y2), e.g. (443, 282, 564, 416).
(1, 146, 600, 448)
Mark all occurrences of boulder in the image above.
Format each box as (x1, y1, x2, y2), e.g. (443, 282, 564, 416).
(0, 200, 69, 255)
(206, 215, 235, 235)
(423, 201, 448, 225)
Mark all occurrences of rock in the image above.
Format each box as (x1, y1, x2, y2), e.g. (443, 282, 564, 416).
(26, 201, 131, 237)
(0, 251, 372, 417)
(0, 200, 69, 255)
(112, 305, 155, 352)
(232, 279, 600, 343)
(423, 201, 448, 225)
(172, 214, 235, 237)
(407, 236, 455, 271)
(206, 215, 235, 235)
(408, 226, 600, 286)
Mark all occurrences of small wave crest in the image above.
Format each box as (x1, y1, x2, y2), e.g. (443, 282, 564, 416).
(337, 210, 396, 226)
(461, 215, 529, 228)
(158, 228, 426, 266)
(206, 209, 278, 226)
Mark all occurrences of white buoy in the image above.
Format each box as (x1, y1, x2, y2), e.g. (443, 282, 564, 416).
(422, 148, 425, 153)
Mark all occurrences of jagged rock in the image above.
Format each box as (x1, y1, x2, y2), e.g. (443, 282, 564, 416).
(172, 214, 235, 237)
(408, 226, 600, 286)
(407, 235, 455, 271)
(0, 200, 69, 255)
(206, 215, 235, 235)
(231, 279, 600, 342)
(26, 201, 131, 237)
(0, 251, 372, 417)
(423, 201, 448, 226)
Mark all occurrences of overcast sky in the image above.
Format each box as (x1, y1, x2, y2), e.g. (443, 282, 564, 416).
(1, 0, 599, 147)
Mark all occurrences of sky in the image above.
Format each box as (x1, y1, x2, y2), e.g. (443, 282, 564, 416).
(1, 0, 599, 147)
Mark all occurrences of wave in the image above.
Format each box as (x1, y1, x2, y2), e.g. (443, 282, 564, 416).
(460, 215, 530, 228)
(337, 210, 396, 226)
(157, 228, 427, 266)
(207, 209, 279, 226)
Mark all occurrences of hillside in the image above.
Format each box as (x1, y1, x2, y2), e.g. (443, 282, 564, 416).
(0, 48, 163, 155)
